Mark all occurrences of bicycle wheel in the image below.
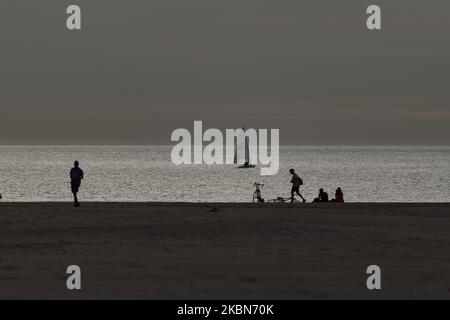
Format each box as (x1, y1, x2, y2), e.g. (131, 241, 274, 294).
(267, 197, 285, 203)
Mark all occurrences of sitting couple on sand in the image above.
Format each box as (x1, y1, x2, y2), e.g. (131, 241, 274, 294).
(313, 188, 344, 203)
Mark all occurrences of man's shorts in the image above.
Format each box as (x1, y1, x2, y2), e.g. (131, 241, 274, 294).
(71, 181, 80, 193)
(291, 186, 300, 194)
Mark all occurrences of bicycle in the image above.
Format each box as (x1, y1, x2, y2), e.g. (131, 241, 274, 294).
(252, 183, 305, 203)
(266, 195, 303, 203)
(252, 183, 265, 203)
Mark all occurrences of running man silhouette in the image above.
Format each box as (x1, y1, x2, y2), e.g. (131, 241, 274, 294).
(70, 161, 84, 207)
(289, 169, 306, 203)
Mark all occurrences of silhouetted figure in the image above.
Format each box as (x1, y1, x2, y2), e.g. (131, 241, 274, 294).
(239, 161, 255, 169)
(70, 161, 84, 207)
(289, 169, 306, 203)
(314, 188, 329, 202)
(332, 188, 345, 203)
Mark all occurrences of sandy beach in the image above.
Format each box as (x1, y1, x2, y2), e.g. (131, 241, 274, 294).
(0, 202, 449, 299)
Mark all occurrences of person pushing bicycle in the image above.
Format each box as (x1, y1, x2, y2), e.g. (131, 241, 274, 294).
(289, 169, 306, 203)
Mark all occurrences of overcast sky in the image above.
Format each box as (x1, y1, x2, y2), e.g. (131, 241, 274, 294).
(0, 0, 449, 145)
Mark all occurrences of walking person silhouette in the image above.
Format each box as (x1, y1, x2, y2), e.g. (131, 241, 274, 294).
(289, 169, 306, 203)
(70, 161, 84, 207)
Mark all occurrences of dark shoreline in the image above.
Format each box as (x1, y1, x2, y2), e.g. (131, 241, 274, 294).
(1, 203, 449, 299)
(1, 201, 449, 207)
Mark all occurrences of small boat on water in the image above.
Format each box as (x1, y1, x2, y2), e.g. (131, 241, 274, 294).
(235, 128, 256, 169)
(238, 162, 256, 169)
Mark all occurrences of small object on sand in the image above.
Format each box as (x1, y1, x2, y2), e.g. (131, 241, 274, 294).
(209, 207, 219, 213)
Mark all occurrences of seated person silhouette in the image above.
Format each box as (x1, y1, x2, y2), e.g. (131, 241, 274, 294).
(332, 188, 345, 203)
(313, 188, 329, 202)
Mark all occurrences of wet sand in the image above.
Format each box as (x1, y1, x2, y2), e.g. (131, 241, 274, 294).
(0, 202, 449, 299)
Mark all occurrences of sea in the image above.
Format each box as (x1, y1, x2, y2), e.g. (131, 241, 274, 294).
(0, 146, 448, 203)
